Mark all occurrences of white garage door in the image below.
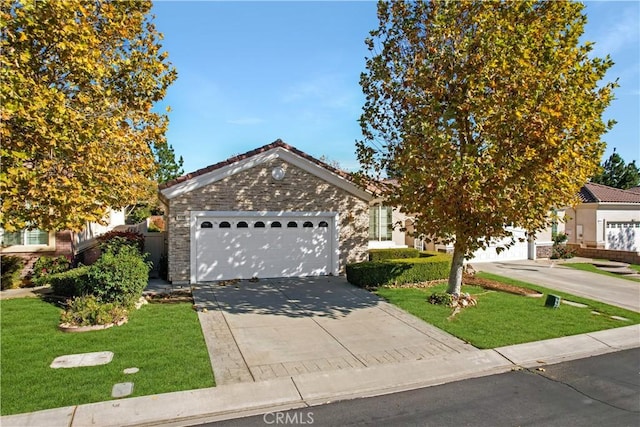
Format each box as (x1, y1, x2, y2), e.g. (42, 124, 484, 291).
(606, 222, 640, 251)
(469, 228, 529, 263)
(193, 213, 336, 281)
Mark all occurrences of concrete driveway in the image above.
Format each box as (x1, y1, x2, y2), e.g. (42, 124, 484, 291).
(192, 277, 476, 385)
(473, 260, 640, 312)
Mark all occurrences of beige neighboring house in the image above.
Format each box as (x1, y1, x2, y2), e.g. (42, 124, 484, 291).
(1, 209, 126, 277)
(564, 182, 640, 251)
(158, 140, 373, 284)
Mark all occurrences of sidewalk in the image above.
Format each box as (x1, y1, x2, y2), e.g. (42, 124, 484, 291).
(3, 324, 638, 427)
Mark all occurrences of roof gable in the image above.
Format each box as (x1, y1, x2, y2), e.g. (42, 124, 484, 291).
(579, 182, 640, 204)
(159, 140, 372, 201)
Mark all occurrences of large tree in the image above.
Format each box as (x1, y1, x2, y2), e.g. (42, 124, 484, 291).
(358, 0, 616, 294)
(591, 149, 640, 189)
(0, 0, 177, 232)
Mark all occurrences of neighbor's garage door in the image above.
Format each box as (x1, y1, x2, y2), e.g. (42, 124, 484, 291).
(195, 214, 334, 281)
(469, 227, 529, 262)
(606, 222, 640, 252)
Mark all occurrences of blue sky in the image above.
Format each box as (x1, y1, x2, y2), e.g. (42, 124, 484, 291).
(152, 1, 639, 175)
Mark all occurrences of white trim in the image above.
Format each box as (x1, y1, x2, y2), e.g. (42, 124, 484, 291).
(162, 147, 372, 202)
(189, 211, 340, 283)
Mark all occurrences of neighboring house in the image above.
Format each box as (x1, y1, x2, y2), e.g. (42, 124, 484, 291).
(1, 209, 126, 276)
(158, 140, 373, 284)
(564, 182, 640, 251)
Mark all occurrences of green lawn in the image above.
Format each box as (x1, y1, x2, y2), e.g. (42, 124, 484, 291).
(1, 299, 214, 416)
(376, 272, 640, 349)
(562, 263, 640, 282)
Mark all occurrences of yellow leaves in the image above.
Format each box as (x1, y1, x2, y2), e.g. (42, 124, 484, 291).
(0, 0, 175, 232)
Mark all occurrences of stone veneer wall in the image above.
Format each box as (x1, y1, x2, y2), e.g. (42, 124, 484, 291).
(166, 159, 370, 283)
(566, 244, 640, 265)
(536, 244, 553, 259)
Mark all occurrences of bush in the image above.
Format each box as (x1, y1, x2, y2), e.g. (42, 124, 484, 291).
(31, 255, 70, 280)
(347, 252, 451, 287)
(85, 245, 150, 307)
(368, 248, 420, 261)
(551, 232, 574, 259)
(97, 230, 145, 255)
(60, 295, 128, 326)
(45, 266, 91, 297)
(1, 256, 24, 290)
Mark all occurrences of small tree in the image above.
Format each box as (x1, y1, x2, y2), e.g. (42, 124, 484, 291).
(358, 1, 616, 294)
(591, 149, 640, 189)
(153, 141, 184, 184)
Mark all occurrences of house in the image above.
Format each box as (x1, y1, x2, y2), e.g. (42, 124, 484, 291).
(564, 182, 640, 252)
(1, 209, 126, 280)
(158, 140, 373, 284)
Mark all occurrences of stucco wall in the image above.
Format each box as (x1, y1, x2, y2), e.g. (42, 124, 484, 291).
(566, 204, 640, 248)
(166, 159, 369, 283)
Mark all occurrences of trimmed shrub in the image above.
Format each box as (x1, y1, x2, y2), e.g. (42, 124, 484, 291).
(347, 252, 451, 287)
(97, 230, 145, 255)
(1, 256, 24, 290)
(32, 255, 70, 281)
(368, 248, 420, 261)
(85, 245, 150, 307)
(45, 266, 91, 297)
(60, 295, 128, 326)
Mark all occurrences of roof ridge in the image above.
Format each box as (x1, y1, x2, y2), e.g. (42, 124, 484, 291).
(158, 139, 363, 191)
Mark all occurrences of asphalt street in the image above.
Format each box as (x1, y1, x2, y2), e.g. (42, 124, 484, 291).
(206, 348, 640, 427)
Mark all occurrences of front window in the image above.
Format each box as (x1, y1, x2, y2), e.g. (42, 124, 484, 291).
(369, 206, 393, 241)
(1, 229, 49, 246)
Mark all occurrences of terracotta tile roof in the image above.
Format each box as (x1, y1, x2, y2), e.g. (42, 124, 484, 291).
(628, 186, 640, 194)
(579, 182, 640, 203)
(159, 139, 373, 192)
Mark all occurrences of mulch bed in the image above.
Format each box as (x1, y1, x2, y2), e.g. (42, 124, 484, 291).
(463, 274, 542, 297)
(376, 274, 542, 297)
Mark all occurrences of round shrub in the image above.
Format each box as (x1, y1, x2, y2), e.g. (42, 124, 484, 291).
(1, 255, 24, 290)
(86, 245, 150, 307)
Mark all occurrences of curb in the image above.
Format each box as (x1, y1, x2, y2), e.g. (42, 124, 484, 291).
(2, 324, 638, 427)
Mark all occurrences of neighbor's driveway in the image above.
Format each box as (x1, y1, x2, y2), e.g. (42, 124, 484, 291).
(192, 277, 475, 385)
(473, 260, 640, 312)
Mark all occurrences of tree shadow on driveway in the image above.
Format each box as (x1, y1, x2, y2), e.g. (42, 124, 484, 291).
(192, 276, 381, 319)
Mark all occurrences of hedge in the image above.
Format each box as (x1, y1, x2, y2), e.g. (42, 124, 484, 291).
(45, 246, 149, 307)
(45, 266, 91, 297)
(347, 251, 452, 287)
(368, 248, 420, 261)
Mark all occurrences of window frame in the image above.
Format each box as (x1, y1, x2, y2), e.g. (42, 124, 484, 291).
(0, 229, 56, 253)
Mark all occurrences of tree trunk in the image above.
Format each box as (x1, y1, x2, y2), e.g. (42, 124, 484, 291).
(446, 244, 465, 295)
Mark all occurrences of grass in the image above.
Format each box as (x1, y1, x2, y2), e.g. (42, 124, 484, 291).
(562, 263, 640, 282)
(375, 272, 640, 350)
(0, 299, 214, 416)
(631, 265, 640, 273)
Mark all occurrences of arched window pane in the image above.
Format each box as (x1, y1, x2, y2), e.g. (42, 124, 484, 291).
(303, 221, 313, 228)
(219, 221, 231, 228)
(287, 221, 298, 228)
(201, 221, 213, 229)
(271, 221, 282, 228)
(237, 221, 248, 228)
(318, 221, 329, 228)
(254, 221, 265, 228)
